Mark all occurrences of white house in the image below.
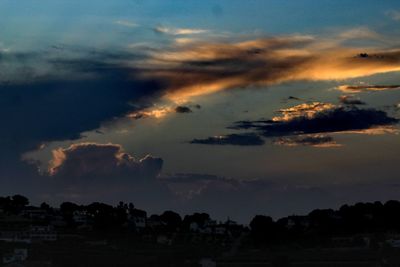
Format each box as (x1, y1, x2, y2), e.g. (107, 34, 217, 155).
(2, 249, 28, 264)
(29, 225, 57, 242)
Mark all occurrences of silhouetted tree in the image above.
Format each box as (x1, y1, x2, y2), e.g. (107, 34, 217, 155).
(160, 211, 182, 231)
(250, 215, 277, 244)
(12, 195, 29, 207)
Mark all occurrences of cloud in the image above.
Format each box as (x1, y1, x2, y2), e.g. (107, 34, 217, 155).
(273, 134, 341, 148)
(1, 30, 400, 205)
(231, 102, 398, 137)
(190, 133, 265, 146)
(1, 33, 399, 158)
(153, 26, 208, 35)
(337, 84, 400, 93)
(114, 20, 138, 28)
(159, 173, 239, 200)
(48, 143, 163, 180)
(139, 35, 400, 101)
(339, 95, 365, 105)
(128, 106, 175, 120)
(27, 142, 174, 212)
(387, 10, 400, 21)
(210, 102, 399, 147)
(175, 106, 192, 113)
(338, 27, 379, 40)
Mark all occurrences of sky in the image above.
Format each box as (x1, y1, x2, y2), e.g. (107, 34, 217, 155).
(1, 0, 400, 222)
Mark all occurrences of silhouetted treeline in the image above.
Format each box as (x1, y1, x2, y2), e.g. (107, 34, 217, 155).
(250, 201, 400, 245)
(3, 195, 400, 242)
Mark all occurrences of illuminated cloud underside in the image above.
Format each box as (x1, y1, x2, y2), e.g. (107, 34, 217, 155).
(337, 84, 400, 93)
(137, 35, 400, 102)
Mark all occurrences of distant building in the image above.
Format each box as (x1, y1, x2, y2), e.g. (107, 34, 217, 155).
(286, 216, 310, 230)
(2, 249, 28, 265)
(21, 208, 47, 220)
(199, 258, 216, 267)
(147, 215, 166, 229)
(72, 211, 92, 225)
(29, 225, 57, 242)
(386, 239, 400, 248)
(0, 215, 31, 243)
(157, 235, 172, 245)
(128, 209, 147, 230)
(49, 215, 67, 227)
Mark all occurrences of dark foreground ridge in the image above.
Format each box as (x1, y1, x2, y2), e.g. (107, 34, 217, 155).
(2, 196, 400, 266)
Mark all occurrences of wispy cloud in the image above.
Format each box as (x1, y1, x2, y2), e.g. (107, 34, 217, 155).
(190, 133, 264, 146)
(273, 134, 342, 148)
(337, 84, 400, 93)
(338, 27, 380, 40)
(114, 20, 138, 28)
(154, 26, 208, 35)
(339, 95, 365, 105)
(139, 34, 400, 102)
(386, 10, 400, 21)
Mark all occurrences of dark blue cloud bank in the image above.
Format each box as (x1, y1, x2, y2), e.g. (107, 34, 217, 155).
(0, 48, 165, 195)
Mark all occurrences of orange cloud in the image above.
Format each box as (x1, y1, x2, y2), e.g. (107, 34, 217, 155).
(337, 84, 400, 93)
(128, 106, 174, 119)
(273, 102, 336, 122)
(136, 35, 400, 102)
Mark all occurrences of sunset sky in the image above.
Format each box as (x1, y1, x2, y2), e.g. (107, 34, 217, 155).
(1, 0, 400, 222)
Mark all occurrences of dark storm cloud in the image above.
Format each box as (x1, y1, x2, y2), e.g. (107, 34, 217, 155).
(230, 104, 398, 137)
(0, 47, 167, 195)
(0, 49, 164, 154)
(339, 95, 366, 105)
(175, 106, 192, 113)
(190, 133, 265, 146)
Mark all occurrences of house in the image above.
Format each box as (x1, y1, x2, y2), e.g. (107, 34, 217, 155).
(2, 249, 28, 265)
(0, 215, 31, 243)
(199, 258, 216, 267)
(21, 208, 48, 220)
(0, 230, 31, 243)
(29, 225, 57, 242)
(284, 216, 310, 230)
(72, 210, 92, 225)
(128, 209, 147, 230)
(147, 215, 166, 229)
(189, 218, 218, 234)
(386, 239, 400, 248)
(49, 215, 67, 227)
(190, 222, 200, 232)
(157, 235, 172, 245)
